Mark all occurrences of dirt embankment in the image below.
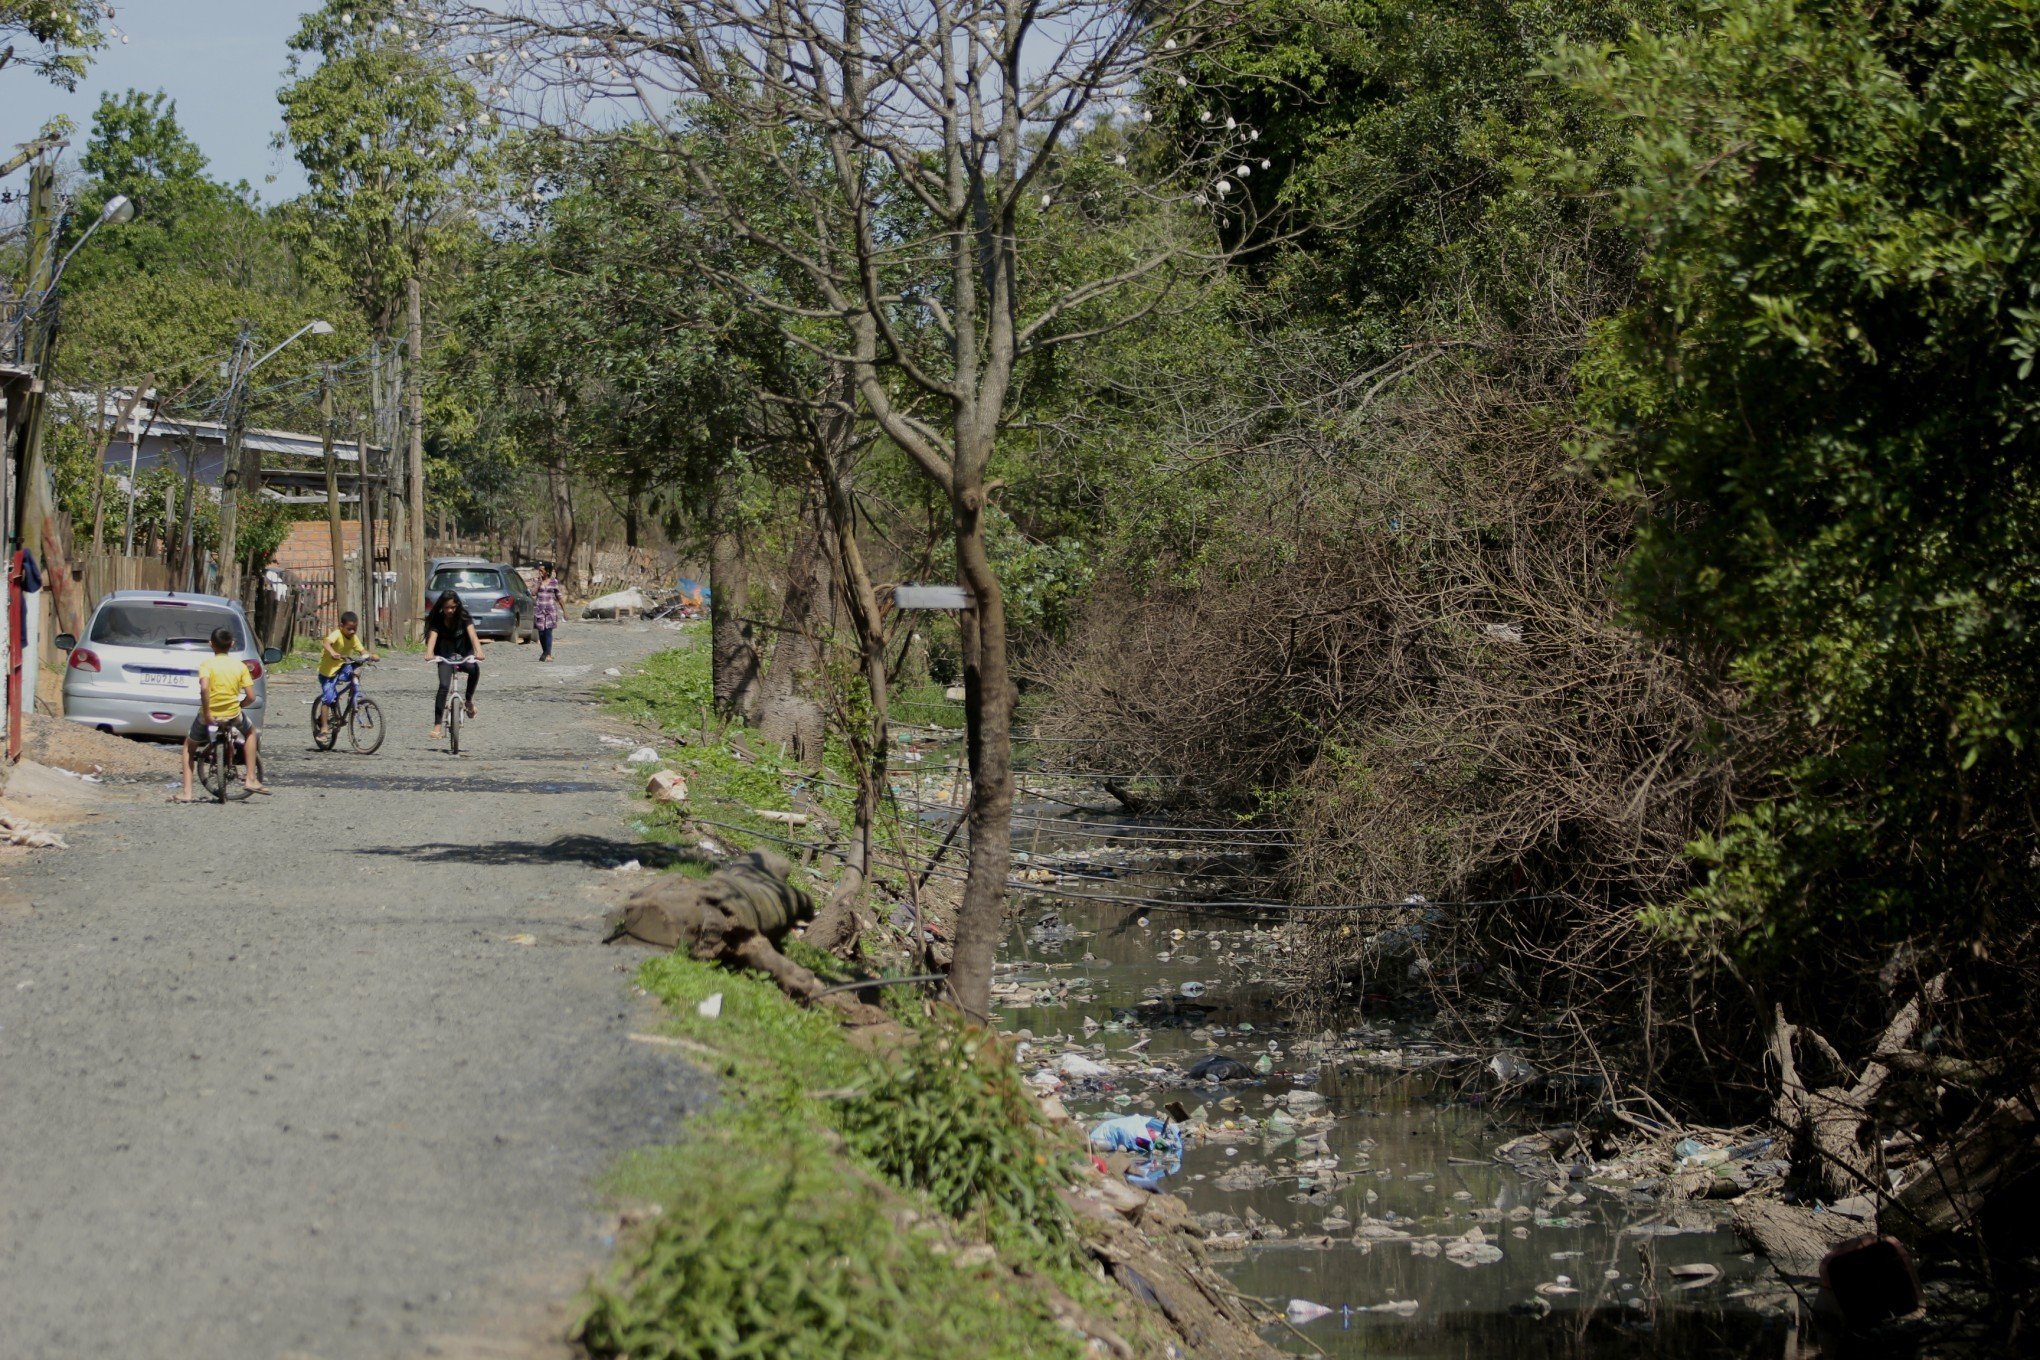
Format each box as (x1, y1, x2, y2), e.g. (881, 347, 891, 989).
(17, 713, 178, 779)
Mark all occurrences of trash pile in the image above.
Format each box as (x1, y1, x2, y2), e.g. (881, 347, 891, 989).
(1494, 1125, 1790, 1206)
(990, 884, 1765, 1335)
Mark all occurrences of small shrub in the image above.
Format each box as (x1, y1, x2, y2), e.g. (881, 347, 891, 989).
(576, 1121, 1083, 1360)
(832, 1019, 1079, 1260)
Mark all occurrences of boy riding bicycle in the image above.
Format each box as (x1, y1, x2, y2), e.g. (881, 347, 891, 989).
(316, 611, 379, 738)
(179, 627, 268, 801)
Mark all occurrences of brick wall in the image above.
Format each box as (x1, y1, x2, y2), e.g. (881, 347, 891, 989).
(271, 520, 361, 572)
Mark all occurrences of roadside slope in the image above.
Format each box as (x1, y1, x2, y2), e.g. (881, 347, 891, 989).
(0, 622, 709, 1360)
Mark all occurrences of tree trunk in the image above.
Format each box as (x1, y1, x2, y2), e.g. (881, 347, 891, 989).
(709, 462, 759, 720)
(546, 444, 577, 593)
(804, 399, 888, 956)
(754, 493, 834, 764)
(949, 476, 1014, 1024)
(1771, 975, 1949, 1203)
(406, 277, 428, 640)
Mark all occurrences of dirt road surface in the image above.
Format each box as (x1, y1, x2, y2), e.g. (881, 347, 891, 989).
(0, 623, 710, 1360)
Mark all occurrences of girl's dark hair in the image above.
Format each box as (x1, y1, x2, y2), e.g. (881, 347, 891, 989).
(428, 590, 471, 629)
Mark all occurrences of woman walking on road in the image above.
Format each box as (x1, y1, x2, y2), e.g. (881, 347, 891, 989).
(425, 590, 485, 740)
(533, 561, 563, 662)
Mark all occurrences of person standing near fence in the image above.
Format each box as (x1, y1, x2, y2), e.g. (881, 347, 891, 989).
(533, 561, 563, 662)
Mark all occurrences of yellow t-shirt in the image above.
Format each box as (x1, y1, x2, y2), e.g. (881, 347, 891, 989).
(198, 655, 253, 721)
(318, 628, 366, 678)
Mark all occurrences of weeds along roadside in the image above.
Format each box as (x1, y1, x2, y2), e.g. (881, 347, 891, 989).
(587, 632, 1148, 1360)
(602, 631, 951, 958)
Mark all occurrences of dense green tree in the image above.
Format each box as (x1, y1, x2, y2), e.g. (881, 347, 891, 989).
(1572, 0, 2040, 953)
(61, 90, 301, 295)
(0, 1, 109, 91)
(277, 0, 482, 335)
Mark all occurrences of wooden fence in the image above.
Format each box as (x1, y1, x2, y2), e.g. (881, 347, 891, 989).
(78, 553, 178, 607)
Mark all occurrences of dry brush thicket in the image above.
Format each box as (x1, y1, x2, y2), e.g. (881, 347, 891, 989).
(1037, 314, 1760, 1097)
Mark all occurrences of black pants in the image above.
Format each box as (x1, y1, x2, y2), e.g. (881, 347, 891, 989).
(434, 658, 479, 720)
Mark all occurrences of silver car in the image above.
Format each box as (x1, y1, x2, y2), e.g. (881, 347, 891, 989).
(421, 561, 535, 641)
(57, 592, 282, 740)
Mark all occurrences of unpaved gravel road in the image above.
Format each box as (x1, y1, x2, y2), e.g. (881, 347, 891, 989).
(0, 623, 710, 1360)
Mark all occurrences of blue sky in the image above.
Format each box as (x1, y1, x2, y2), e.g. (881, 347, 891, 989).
(0, 2, 312, 201)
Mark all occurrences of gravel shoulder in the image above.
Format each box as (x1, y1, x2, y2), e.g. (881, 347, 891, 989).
(0, 622, 710, 1360)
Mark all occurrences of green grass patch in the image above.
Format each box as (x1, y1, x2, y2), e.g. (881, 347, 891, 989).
(576, 953, 1092, 1360)
(605, 639, 715, 731)
(268, 637, 326, 673)
(584, 642, 1136, 1357)
(580, 1118, 1082, 1360)
(603, 629, 870, 875)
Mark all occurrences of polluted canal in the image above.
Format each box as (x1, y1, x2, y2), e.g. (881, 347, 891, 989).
(982, 801, 1802, 1359)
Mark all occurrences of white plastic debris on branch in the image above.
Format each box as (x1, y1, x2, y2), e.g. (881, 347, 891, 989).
(583, 586, 648, 618)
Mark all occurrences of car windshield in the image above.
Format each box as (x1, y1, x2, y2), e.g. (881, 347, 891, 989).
(89, 602, 245, 651)
(430, 568, 501, 592)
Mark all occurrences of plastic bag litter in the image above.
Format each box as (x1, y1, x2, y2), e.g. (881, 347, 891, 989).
(0, 809, 66, 850)
(1087, 1114, 1182, 1157)
(1058, 1053, 1112, 1079)
(1286, 1299, 1332, 1324)
(625, 746, 661, 764)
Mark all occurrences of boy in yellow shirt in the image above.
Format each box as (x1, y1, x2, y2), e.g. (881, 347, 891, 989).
(316, 611, 378, 738)
(179, 627, 268, 800)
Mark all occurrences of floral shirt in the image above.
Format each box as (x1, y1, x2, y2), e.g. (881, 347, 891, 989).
(534, 578, 563, 629)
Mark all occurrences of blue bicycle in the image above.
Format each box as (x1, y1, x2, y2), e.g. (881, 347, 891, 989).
(312, 657, 385, 754)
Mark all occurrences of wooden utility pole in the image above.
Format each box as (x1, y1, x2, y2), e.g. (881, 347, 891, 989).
(318, 366, 347, 618)
(357, 429, 376, 651)
(216, 328, 251, 601)
(102, 375, 151, 557)
(405, 277, 427, 641)
(86, 388, 109, 556)
(380, 342, 410, 641)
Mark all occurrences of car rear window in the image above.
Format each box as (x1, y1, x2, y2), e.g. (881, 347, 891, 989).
(430, 568, 502, 592)
(89, 602, 247, 650)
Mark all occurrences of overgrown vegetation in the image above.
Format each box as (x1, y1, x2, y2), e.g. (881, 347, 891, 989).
(583, 639, 1120, 1354)
(13, 0, 2037, 1334)
(573, 941, 1095, 1359)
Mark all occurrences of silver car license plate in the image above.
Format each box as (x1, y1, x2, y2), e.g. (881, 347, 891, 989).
(138, 672, 191, 689)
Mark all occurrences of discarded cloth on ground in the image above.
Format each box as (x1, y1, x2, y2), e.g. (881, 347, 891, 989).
(604, 849, 813, 955)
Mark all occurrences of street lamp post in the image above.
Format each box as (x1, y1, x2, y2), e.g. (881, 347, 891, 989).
(216, 319, 333, 601)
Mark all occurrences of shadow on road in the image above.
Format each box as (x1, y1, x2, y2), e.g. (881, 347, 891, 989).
(286, 769, 614, 795)
(357, 833, 713, 871)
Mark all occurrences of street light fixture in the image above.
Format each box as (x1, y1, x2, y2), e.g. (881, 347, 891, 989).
(249, 318, 334, 375)
(48, 193, 136, 283)
(2, 193, 137, 355)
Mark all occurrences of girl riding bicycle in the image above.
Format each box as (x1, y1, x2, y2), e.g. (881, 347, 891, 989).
(425, 590, 485, 741)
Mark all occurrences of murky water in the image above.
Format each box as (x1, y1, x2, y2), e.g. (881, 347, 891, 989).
(987, 822, 1797, 1359)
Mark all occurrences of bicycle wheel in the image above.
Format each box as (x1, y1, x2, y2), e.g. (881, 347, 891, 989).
(349, 698, 385, 754)
(312, 697, 339, 751)
(196, 739, 226, 800)
(213, 739, 233, 803)
(446, 693, 462, 755)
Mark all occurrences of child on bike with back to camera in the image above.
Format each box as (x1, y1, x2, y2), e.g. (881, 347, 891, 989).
(316, 610, 379, 739)
(179, 626, 268, 801)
